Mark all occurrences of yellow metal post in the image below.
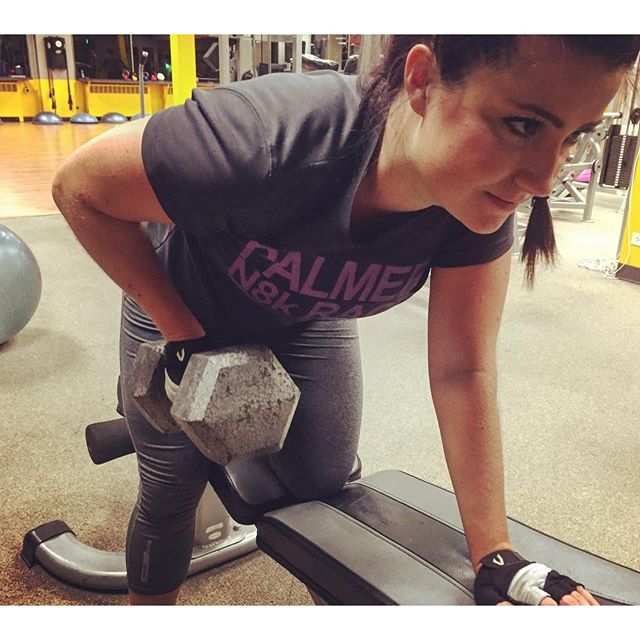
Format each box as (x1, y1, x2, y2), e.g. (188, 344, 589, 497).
(169, 35, 197, 108)
(616, 151, 640, 284)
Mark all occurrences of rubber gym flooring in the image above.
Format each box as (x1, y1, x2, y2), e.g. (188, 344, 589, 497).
(1, 122, 639, 605)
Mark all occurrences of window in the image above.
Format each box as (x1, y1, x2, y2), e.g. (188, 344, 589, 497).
(72, 35, 171, 81)
(0, 35, 30, 77)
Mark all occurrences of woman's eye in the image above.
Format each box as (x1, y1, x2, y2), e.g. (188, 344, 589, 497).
(504, 118, 543, 138)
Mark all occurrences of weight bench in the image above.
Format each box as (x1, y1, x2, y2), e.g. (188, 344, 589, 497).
(22, 406, 640, 604)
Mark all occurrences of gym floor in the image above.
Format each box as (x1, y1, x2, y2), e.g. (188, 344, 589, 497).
(1, 122, 639, 605)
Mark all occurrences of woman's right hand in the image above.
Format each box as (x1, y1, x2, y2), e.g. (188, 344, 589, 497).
(164, 335, 212, 402)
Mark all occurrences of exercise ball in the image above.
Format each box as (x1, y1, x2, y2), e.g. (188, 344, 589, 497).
(0, 225, 42, 345)
(101, 112, 127, 124)
(70, 112, 99, 124)
(33, 112, 63, 125)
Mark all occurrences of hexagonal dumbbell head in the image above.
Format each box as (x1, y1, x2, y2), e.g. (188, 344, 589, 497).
(170, 345, 300, 466)
(131, 340, 182, 434)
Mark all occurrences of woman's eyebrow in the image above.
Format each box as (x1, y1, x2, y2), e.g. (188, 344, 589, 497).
(510, 102, 565, 127)
(509, 101, 603, 132)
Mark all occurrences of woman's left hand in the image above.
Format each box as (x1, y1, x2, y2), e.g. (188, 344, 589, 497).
(497, 584, 599, 606)
(474, 550, 601, 606)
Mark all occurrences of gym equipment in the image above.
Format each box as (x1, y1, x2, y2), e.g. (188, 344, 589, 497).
(21, 393, 640, 603)
(257, 471, 640, 605)
(342, 55, 359, 75)
(552, 113, 619, 221)
(132, 342, 300, 466)
(21, 374, 361, 591)
(615, 139, 640, 284)
(100, 112, 127, 124)
(43, 36, 74, 115)
(601, 123, 639, 190)
(44, 36, 66, 71)
(32, 111, 63, 125)
(131, 50, 148, 120)
(0, 224, 42, 345)
(43, 37, 63, 115)
(22, 412, 260, 590)
(601, 63, 639, 190)
(301, 53, 339, 72)
(70, 113, 98, 124)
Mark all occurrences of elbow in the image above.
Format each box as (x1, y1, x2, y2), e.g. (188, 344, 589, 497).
(51, 159, 84, 221)
(51, 171, 66, 211)
(51, 161, 70, 210)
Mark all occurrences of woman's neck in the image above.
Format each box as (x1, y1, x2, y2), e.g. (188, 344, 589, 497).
(364, 99, 436, 213)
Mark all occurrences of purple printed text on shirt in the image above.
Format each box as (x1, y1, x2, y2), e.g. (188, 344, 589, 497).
(228, 240, 428, 320)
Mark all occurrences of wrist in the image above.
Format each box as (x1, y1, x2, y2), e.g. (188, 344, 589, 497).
(150, 301, 205, 343)
(163, 327, 206, 342)
(472, 543, 515, 575)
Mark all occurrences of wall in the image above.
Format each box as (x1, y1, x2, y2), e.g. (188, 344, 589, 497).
(0, 34, 175, 120)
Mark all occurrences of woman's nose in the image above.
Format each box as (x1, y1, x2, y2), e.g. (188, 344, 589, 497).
(514, 148, 565, 198)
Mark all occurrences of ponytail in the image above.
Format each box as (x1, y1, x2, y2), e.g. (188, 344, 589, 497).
(520, 197, 557, 287)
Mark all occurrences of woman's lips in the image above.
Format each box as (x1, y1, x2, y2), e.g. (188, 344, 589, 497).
(485, 192, 518, 212)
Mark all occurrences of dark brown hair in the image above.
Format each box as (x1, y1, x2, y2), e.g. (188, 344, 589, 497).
(360, 35, 640, 285)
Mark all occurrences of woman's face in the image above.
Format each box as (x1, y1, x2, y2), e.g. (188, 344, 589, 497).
(403, 37, 625, 234)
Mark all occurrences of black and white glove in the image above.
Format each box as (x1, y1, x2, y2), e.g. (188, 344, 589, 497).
(474, 550, 584, 605)
(164, 336, 212, 402)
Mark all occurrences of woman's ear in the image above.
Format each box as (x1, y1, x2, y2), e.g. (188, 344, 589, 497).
(404, 44, 438, 116)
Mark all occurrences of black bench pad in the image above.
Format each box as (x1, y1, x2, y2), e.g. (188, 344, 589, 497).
(257, 470, 640, 605)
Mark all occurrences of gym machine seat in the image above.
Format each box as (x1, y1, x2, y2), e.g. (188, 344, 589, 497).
(22, 409, 640, 604)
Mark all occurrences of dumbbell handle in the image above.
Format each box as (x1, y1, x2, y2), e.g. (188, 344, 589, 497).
(132, 341, 300, 467)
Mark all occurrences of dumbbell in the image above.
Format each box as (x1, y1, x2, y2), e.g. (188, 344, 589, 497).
(130, 341, 301, 466)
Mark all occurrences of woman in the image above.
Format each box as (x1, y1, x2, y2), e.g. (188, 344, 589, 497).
(52, 35, 640, 605)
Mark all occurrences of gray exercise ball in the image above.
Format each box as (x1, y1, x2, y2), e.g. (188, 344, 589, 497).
(101, 112, 127, 124)
(33, 112, 63, 125)
(70, 112, 99, 124)
(0, 224, 42, 345)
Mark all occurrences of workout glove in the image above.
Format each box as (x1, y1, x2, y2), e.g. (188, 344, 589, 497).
(164, 336, 212, 402)
(474, 550, 583, 605)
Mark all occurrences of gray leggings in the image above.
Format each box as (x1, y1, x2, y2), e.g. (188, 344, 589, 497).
(119, 295, 363, 595)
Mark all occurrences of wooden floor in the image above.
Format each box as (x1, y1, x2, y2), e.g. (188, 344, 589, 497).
(0, 122, 117, 219)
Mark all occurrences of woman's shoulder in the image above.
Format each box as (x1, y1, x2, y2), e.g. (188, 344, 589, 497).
(192, 72, 363, 169)
(190, 71, 360, 125)
(213, 70, 361, 111)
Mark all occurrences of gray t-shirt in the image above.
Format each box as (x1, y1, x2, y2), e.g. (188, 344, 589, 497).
(142, 71, 513, 333)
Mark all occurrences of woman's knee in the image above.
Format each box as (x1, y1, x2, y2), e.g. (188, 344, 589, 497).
(136, 472, 209, 526)
(269, 449, 355, 502)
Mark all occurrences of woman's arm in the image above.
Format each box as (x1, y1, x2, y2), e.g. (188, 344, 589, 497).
(427, 251, 512, 572)
(51, 118, 204, 341)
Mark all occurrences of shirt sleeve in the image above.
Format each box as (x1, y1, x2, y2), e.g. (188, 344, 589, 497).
(431, 213, 514, 267)
(141, 87, 272, 236)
